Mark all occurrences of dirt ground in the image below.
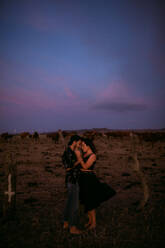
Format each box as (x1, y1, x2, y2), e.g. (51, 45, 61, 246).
(0, 132, 165, 248)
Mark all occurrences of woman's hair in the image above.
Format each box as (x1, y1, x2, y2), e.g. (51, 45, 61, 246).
(82, 138, 97, 154)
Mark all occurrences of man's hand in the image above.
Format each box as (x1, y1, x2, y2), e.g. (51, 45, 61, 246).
(74, 148, 81, 159)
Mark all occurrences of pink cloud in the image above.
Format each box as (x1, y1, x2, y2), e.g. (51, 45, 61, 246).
(0, 83, 89, 117)
(0, 87, 56, 110)
(92, 80, 149, 112)
(98, 81, 130, 100)
(0, 58, 68, 92)
(0, 58, 87, 113)
(64, 87, 77, 100)
(94, 80, 165, 112)
(95, 80, 139, 103)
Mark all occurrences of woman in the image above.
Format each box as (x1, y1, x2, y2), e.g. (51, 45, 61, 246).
(75, 138, 116, 230)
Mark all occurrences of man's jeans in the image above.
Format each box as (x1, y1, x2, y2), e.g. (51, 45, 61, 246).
(63, 182, 79, 227)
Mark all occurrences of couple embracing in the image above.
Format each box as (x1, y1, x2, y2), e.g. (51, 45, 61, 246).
(62, 135, 116, 234)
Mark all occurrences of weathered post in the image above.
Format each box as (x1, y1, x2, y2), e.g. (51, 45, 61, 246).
(130, 132, 149, 210)
(3, 154, 17, 219)
(58, 129, 65, 149)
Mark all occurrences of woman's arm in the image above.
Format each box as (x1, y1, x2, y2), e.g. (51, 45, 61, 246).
(76, 154, 96, 170)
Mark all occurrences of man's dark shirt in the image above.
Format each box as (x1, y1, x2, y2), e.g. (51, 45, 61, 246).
(62, 147, 81, 185)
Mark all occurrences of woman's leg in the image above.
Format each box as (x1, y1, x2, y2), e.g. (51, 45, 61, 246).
(87, 209, 96, 229)
(63, 221, 69, 229)
(85, 211, 92, 227)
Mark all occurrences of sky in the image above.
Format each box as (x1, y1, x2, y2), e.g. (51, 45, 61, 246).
(0, 0, 165, 133)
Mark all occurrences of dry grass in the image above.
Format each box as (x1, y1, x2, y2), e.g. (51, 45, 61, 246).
(0, 132, 165, 248)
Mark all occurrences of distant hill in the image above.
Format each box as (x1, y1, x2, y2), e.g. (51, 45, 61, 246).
(38, 127, 165, 135)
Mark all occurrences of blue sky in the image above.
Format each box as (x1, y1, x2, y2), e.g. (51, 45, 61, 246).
(0, 0, 165, 133)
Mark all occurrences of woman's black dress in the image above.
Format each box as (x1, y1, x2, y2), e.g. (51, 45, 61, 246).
(79, 154, 116, 212)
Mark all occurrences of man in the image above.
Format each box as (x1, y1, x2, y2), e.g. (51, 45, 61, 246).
(62, 135, 82, 234)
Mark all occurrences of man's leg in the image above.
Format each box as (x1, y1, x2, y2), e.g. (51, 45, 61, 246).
(63, 183, 72, 228)
(68, 182, 81, 234)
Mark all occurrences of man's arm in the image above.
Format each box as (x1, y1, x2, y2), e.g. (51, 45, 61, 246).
(73, 160, 80, 167)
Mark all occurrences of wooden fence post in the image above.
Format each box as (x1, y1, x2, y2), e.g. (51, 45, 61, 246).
(3, 154, 17, 219)
(130, 133, 149, 210)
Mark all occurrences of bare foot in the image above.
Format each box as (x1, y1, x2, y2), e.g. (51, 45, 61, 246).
(63, 221, 69, 229)
(70, 226, 82, 235)
(84, 222, 91, 228)
(87, 224, 96, 230)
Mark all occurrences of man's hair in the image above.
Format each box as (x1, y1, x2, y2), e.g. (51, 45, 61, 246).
(68, 135, 81, 146)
